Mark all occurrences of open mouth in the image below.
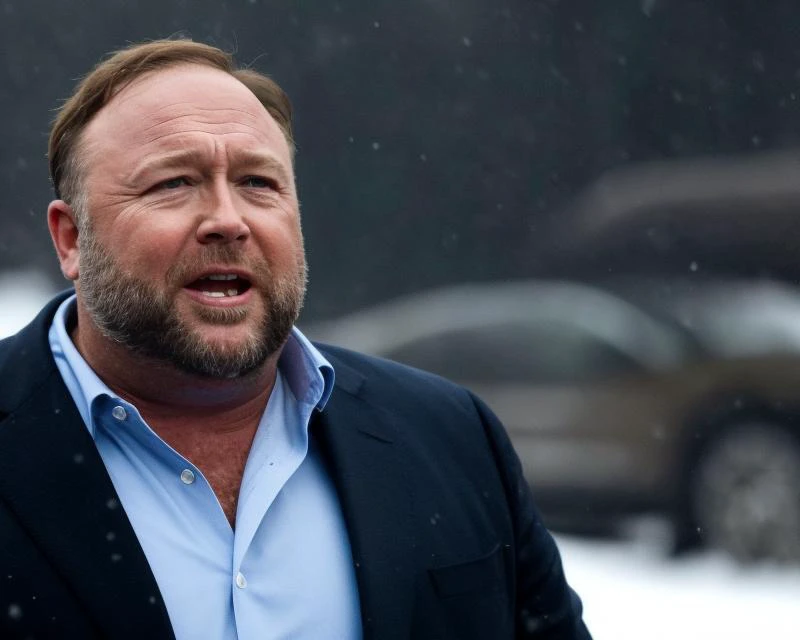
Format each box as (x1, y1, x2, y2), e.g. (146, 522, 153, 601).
(184, 273, 252, 298)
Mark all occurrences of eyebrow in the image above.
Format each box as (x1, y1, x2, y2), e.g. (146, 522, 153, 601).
(228, 149, 293, 185)
(127, 148, 293, 186)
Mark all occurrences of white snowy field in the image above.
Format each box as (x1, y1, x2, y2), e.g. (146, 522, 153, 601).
(2, 275, 799, 639)
(556, 529, 800, 640)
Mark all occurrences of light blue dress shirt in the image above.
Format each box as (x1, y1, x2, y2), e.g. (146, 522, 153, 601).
(49, 295, 362, 640)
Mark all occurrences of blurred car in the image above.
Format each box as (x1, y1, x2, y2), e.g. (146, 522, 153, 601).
(541, 150, 800, 282)
(302, 277, 800, 563)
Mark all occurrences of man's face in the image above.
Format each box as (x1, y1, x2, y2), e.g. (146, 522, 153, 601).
(72, 64, 306, 378)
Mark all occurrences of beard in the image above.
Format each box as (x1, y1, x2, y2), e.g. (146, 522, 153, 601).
(77, 228, 306, 379)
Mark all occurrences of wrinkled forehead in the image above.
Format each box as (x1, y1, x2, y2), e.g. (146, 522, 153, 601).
(82, 64, 291, 162)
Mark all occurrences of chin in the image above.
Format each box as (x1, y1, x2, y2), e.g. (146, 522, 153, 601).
(195, 326, 262, 351)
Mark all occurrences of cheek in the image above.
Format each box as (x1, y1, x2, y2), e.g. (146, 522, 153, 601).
(110, 229, 186, 276)
(253, 214, 304, 259)
(274, 228, 306, 273)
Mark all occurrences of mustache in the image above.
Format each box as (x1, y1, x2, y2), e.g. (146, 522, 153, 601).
(165, 245, 272, 285)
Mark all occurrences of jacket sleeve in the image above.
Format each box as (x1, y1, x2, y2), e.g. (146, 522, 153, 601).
(468, 391, 593, 640)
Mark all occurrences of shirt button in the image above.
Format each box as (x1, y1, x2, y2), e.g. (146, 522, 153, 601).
(180, 469, 195, 485)
(235, 572, 247, 589)
(111, 406, 127, 421)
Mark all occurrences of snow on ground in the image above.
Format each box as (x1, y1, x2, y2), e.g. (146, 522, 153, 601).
(3, 276, 799, 639)
(0, 270, 57, 338)
(557, 528, 800, 640)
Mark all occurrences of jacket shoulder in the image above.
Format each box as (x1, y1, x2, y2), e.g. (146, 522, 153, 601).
(0, 292, 71, 416)
(314, 342, 473, 406)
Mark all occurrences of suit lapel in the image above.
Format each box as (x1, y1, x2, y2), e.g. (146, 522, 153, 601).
(0, 299, 174, 639)
(313, 359, 416, 640)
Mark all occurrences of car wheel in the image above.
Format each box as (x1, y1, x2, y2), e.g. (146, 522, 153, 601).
(691, 422, 800, 563)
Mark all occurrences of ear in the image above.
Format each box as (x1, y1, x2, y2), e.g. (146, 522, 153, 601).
(47, 200, 80, 281)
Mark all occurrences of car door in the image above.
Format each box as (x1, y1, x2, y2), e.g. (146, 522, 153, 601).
(384, 315, 679, 498)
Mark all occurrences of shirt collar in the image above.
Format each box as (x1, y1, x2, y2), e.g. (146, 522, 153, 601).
(49, 294, 336, 435)
(49, 294, 113, 437)
(280, 326, 335, 412)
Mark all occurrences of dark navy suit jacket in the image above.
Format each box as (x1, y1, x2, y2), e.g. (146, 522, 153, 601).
(0, 293, 592, 639)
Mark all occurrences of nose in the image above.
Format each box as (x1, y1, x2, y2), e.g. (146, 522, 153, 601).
(196, 183, 250, 244)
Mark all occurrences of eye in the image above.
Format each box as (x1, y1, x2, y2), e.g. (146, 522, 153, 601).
(242, 176, 277, 190)
(158, 176, 191, 190)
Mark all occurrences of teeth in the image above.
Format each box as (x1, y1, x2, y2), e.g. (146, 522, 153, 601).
(205, 274, 237, 281)
(201, 291, 226, 298)
(227, 289, 239, 297)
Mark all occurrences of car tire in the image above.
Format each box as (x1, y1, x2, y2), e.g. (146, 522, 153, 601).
(690, 422, 800, 563)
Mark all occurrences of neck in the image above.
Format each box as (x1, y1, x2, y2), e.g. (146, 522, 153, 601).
(70, 303, 279, 433)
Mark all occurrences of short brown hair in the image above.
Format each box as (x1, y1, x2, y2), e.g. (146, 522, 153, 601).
(48, 39, 294, 204)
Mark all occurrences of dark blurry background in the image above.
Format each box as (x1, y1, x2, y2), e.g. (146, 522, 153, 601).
(4, 0, 800, 321)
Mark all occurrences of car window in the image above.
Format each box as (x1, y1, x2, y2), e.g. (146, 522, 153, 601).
(385, 321, 645, 384)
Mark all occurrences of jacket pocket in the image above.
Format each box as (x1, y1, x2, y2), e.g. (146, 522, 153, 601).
(413, 545, 512, 639)
(428, 544, 505, 599)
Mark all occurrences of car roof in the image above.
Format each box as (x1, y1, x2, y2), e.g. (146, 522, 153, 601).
(302, 279, 694, 370)
(601, 276, 800, 356)
(542, 150, 800, 280)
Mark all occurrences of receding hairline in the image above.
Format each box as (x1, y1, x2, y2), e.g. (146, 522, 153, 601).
(81, 62, 290, 147)
(97, 61, 268, 108)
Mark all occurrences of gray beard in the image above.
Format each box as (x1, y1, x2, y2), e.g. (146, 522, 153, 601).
(77, 231, 306, 379)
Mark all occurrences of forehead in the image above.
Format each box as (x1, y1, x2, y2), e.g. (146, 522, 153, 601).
(82, 64, 291, 167)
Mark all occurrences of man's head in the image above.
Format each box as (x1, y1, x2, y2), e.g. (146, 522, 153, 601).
(47, 40, 307, 379)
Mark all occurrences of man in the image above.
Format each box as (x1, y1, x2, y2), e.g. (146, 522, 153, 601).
(0, 40, 592, 639)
